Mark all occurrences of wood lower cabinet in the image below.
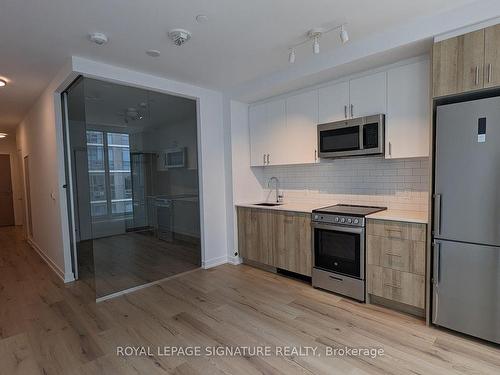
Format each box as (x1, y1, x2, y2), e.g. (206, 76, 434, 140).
(273, 211, 312, 276)
(236, 207, 312, 276)
(367, 219, 426, 312)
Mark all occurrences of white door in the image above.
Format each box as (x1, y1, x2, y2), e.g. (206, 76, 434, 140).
(386, 60, 430, 159)
(266, 99, 287, 166)
(286, 90, 318, 164)
(249, 103, 267, 166)
(318, 81, 349, 123)
(349, 71, 387, 117)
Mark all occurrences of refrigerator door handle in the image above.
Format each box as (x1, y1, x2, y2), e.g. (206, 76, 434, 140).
(433, 194, 442, 236)
(433, 241, 441, 285)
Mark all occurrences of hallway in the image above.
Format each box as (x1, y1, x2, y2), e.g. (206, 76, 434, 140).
(1, 226, 499, 375)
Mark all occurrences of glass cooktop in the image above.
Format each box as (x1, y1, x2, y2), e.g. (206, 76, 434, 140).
(313, 204, 387, 217)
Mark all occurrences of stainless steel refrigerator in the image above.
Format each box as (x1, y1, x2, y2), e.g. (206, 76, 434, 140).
(433, 96, 500, 344)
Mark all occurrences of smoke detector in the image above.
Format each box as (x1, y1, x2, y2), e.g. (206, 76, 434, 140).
(168, 29, 192, 46)
(89, 32, 108, 45)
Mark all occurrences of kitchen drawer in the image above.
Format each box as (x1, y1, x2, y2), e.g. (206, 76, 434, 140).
(367, 219, 425, 241)
(367, 265, 425, 309)
(367, 235, 425, 275)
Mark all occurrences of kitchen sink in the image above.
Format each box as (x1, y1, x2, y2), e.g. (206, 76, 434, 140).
(254, 202, 283, 207)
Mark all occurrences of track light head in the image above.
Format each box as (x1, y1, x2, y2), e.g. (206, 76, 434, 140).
(288, 49, 296, 64)
(313, 36, 320, 55)
(340, 25, 349, 44)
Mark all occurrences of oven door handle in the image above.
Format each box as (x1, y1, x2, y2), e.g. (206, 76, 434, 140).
(311, 222, 364, 235)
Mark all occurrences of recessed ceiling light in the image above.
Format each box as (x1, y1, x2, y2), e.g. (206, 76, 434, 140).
(89, 32, 108, 45)
(146, 49, 161, 57)
(0, 133, 7, 138)
(196, 14, 208, 23)
(0, 79, 6, 87)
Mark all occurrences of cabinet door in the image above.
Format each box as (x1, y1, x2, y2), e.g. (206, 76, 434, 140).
(318, 81, 349, 123)
(249, 103, 267, 166)
(266, 99, 287, 166)
(386, 60, 430, 159)
(349, 71, 387, 118)
(432, 36, 460, 97)
(484, 24, 500, 88)
(237, 208, 273, 265)
(273, 211, 312, 276)
(286, 90, 318, 165)
(458, 29, 485, 93)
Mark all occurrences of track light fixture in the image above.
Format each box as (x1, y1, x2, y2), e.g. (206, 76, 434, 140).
(287, 23, 349, 64)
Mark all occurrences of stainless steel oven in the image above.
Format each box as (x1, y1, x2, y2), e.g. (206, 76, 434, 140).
(311, 204, 386, 302)
(317, 114, 384, 158)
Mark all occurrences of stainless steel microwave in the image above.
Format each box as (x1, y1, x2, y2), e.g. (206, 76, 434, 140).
(317, 114, 385, 158)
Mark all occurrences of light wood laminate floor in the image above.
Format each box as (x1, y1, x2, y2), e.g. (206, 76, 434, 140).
(0, 226, 498, 375)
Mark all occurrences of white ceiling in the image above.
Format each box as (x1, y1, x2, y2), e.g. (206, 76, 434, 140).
(0, 0, 482, 132)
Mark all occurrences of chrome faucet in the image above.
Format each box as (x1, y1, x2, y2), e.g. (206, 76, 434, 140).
(267, 176, 283, 203)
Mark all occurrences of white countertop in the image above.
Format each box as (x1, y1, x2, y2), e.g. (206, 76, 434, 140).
(236, 202, 428, 224)
(366, 210, 428, 224)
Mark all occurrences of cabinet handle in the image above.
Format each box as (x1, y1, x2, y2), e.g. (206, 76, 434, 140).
(385, 252, 402, 257)
(350, 104, 354, 118)
(314, 149, 317, 161)
(487, 63, 492, 83)
(388, 141, 392, 156)
(344, 105, 347, 119)
(263, 154, 266, 165)
(474, 66, 479, 85)
(384, 284, 402, 289)
(267, 154, 270, 164)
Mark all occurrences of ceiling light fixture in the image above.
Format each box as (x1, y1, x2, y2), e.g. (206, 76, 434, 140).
(196, 14, 209, 23)
(340, 25, 349, 44)
(146, 49, 161, 57)
(313, 36, 320, 54)
(0, 133, 7, 138)
(0, 79, 6, 87)
(287, 23, 349, 64)
(89, 32, 108, 45)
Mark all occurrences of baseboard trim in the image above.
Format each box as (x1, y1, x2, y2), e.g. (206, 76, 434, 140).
(27, 238, 68, 283)
(227, 255, 242, 265)
(202, 255, 228, 269)
(96, 267, 202, 303)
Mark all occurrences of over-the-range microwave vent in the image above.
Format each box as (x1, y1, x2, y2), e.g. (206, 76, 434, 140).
(317, 114, 385, 159)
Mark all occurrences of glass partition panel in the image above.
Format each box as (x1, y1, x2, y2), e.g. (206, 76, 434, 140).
(65, 77, 201, 299)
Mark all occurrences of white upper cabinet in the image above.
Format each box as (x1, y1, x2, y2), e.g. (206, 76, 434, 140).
(266, 99, 287, 166)
(318, 81, 349, 124)
(249, 103, 268, 166)
(248, 57, 431, 166)
(386, 59, 430, 159)
(349, 71, 387, 117)
(249, 99, 287, 166)
(286, 90, 319, 164)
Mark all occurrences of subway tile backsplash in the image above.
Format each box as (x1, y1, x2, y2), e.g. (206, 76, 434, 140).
(260, 156, 429, 212)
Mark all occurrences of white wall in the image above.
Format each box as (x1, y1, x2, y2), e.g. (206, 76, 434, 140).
(16, 61, 74, 281)
(0, 134, 23, 225)
(16, 56, 231, 282)
(227, 100, 263, 263)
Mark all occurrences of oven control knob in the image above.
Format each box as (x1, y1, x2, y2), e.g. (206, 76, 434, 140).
(347, 218, 352, 224)
(314, 214, 319, 220)
(334, 217, 339, 222)
(354, 218, 359, 224)
(334, 262, 338, 266)
(340, 217, 346, 223)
